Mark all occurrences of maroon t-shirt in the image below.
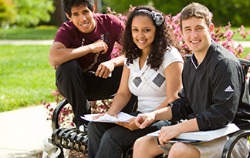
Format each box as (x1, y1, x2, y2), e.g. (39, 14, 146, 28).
(54, 13, 125, 71)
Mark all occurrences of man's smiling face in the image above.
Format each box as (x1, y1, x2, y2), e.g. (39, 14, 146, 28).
(66, 4, 96, 33)
(181, 17, 213, 55)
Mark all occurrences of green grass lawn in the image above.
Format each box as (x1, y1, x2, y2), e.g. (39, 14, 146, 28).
(0, 26, 57, 40)
(0, 45, 56, 112)
(244, 47, 250, 57)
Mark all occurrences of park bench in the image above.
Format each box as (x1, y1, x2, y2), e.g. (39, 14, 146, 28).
(50, 56, 250, 158)
(51, 96, 137, 158)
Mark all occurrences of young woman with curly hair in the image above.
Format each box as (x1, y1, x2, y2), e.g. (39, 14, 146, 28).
(87, 6, 183, 158)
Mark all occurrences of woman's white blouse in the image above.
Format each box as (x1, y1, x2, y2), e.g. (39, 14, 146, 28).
(126, 47, 183, 113)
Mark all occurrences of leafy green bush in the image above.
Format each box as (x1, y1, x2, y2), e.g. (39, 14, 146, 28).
(1, 0, 55, 27)
(0, 0, 16, 27)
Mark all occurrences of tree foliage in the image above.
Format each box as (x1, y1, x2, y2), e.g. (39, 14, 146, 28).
(12, 0, 55, 27)
(192, 0, 250, 26)
(0, 0, 16, 27)
(102, 0, 151, 13)
(0, 0, 55, 27)
(102, 0, 250, 26)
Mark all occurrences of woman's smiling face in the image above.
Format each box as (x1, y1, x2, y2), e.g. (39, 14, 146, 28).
(131, 15, 156, 54)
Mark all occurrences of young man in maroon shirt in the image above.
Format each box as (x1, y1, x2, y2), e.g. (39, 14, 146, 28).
(49, 0, 136, 132)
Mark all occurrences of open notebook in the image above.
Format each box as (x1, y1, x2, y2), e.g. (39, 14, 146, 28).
(147, 123, 239, 142)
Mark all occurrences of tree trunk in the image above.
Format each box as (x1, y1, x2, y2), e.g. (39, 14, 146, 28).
(52, 0, 66, 27)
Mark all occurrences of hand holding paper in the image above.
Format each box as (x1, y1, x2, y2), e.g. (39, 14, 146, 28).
(81, 112, 135, 123)
(116, 117, 140, 131)
(147, 123, 239, 142)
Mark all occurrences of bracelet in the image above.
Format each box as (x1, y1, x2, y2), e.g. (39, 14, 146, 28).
(168, 103, 174, 108)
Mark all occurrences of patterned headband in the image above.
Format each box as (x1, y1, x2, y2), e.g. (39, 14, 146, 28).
(136, 9, 164, 26)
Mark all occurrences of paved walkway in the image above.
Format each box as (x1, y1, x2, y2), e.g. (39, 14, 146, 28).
(0, 105, 52, 158)
(0, 40, 53, 45)
(234, 41, 250, 48)
(0, 40, 249, 47)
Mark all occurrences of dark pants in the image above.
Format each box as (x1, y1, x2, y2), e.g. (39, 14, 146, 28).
(55, 60, 136, 126)
(87, 119, 171, 158)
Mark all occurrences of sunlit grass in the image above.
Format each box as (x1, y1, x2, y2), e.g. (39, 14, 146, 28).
(0, 45, 56, 112)
(244, 47, 250, 57)
(0, 26, 57, 40)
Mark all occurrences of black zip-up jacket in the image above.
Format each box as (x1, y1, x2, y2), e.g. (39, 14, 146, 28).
(171, 42, 250, 130)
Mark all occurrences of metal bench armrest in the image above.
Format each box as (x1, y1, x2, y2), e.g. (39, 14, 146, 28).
(51, 99, 69, 130)
(222, 130, 250, 158)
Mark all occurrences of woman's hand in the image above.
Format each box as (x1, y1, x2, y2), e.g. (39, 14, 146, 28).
(116, 118, 139, 131)
(92, 113, 105, 120)
(106, 110, 119, 118)
(134, 112, 156, 129)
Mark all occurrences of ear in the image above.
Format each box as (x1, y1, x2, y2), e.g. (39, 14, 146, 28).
(93, 4, 96, 13)
(65, 13, 71, 21)
(209, 23, 214, 32)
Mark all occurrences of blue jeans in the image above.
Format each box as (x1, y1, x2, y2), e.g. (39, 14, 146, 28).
(87, 119, 171, 158)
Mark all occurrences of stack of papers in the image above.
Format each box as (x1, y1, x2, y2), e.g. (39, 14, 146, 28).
(147, 123, 239, 142)
(81, 112, 135, 123)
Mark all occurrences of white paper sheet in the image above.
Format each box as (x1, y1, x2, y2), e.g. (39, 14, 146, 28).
(147, 123, 239, 142)
(81, 112, 135, 123)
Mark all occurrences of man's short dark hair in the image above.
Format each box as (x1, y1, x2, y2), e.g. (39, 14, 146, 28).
(63, 0, 95, 17)
(180, 2, 213, 29)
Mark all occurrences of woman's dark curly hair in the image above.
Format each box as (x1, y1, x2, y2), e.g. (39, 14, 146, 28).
(121, 6, 174, 70)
